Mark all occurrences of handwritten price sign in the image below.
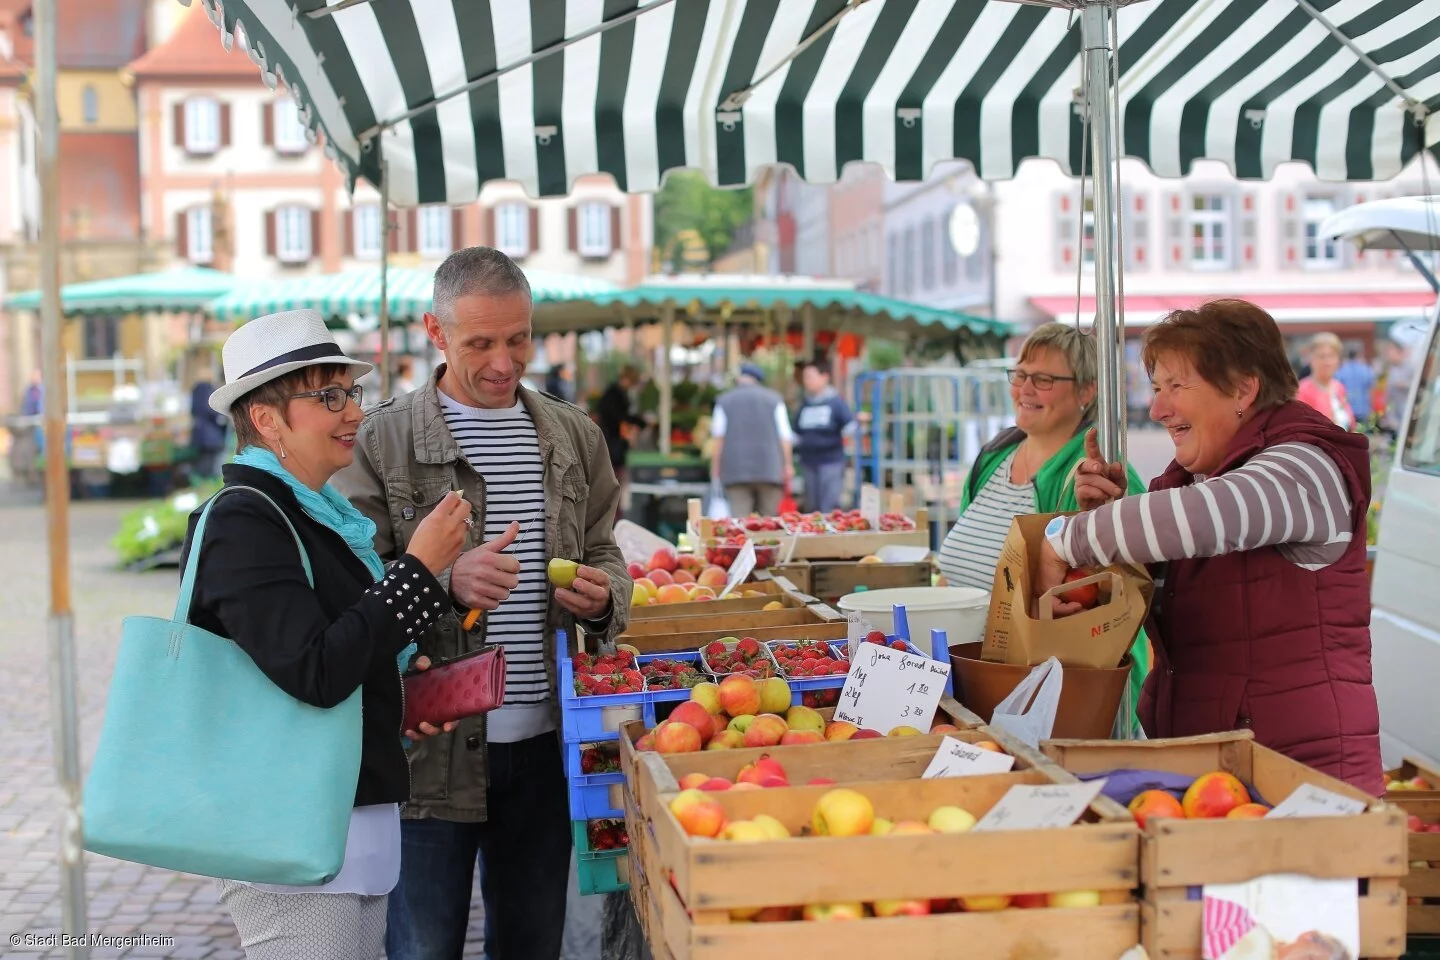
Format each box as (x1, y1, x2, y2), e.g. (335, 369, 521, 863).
(971, 781, 1106, 832)
(833, 644, 952, 735)
(922, 736, 1017, 779)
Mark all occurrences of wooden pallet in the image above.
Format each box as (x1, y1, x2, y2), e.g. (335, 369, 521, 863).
(1042, 731, 1409, 959)
(640, 767, 1139, 960)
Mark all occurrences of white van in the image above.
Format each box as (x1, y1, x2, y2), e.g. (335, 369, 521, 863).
(1325, 198, 1440, 769)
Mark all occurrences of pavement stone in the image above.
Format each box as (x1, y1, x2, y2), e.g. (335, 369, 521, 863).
(0, 493, 603, 958)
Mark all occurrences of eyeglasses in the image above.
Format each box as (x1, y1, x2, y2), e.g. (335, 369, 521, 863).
(291, 385, 364, 412)
(1007, 370, 1076, 391)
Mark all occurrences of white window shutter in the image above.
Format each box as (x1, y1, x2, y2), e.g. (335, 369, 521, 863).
(1054, 191, 1077, 271)
(1277, 190, 1303, 270)
(1237, 188, 1259, 270)
(1162, 189, 1186, 268)
(1123, 189, 1150, 272)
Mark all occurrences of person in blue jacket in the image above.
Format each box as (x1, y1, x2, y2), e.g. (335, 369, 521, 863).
(791, 357, 853, 513)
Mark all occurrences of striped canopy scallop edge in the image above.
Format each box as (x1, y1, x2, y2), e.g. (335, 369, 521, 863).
(188, 0, 1440, 206)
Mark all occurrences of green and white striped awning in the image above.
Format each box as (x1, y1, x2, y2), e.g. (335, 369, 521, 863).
(5, 267, 236, 315)
(207, 266, 623, 328)
(186, 0, 1440, 205)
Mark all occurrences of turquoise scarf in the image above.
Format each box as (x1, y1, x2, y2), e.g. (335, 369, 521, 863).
(232, 447, 386, 582)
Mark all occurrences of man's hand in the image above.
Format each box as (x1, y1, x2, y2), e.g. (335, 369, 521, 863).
(1074, 428, 1128, 510)
(555, 564, 613, 621)
(450, 521, 521, 611)
(1035, 537, 1087, 619)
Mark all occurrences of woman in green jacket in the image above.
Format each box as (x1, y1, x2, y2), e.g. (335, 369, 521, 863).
(938, 323, 1149, 735)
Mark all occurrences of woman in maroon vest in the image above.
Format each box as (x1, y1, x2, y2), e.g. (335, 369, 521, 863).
(1034, 300, 1383, 795)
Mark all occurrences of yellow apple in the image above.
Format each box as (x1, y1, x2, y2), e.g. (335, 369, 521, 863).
(689, 681, 723, 715)
(928, 805, 977, 834)
(758, 677, 793, 715)
(784, 705, 825, 735)
(752, 814, 791, 840)
(719, 820, 771, 842)
(547, 558, 579, 588)
(1048, 890, 1102, 908)
(811, 788, 875, 837)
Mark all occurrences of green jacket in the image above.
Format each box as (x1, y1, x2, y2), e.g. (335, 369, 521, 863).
(959, 420, 1151, 738)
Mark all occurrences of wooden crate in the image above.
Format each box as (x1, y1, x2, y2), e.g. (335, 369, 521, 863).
(1041, 731, 1409, 959)
(627, 577, 812, 622)
(689, 496, 931, 562)
(1386, 757, 1440, 795)
(641, 767, 1139, 960)
(1384, 760, 1440, 935)
(617, 602, 848, 654)
(766, 559, 933, 604)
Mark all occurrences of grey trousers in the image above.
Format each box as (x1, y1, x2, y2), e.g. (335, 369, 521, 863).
(724, 482, 784, 518)
(217, 879, 386, 960)
(801, 461, 845, 513)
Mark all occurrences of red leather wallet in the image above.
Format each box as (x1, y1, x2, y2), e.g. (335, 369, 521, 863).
(402, 646, 506, 733)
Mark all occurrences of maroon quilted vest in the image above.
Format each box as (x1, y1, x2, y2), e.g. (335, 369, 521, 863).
(1140, 400, 1383, 796)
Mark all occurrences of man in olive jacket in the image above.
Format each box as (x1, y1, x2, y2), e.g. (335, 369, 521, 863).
(336, 247, 631, 960)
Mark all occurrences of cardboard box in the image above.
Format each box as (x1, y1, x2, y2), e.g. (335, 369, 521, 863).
(981, 512, 1153, 670)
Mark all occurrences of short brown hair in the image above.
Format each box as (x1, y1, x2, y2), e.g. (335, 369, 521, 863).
(1141, 299, 1297, 409)
(230, 363, 350, 451)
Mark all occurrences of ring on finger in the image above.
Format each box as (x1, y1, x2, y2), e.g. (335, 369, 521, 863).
(464, 517, 475, 527)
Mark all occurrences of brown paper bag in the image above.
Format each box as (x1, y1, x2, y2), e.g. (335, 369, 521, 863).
(980, 512, 1154, 669)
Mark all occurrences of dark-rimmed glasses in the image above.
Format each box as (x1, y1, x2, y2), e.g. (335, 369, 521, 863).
(1006, 370, 1076, 391)
(291, 385, 364, 412)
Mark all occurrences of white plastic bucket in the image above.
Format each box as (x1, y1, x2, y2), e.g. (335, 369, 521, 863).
(837, 586, 991, 649)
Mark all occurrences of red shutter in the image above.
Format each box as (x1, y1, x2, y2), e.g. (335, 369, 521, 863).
(343, 210, 354, 256)
(172, 102, 186, 148)
(262, 103, 274, 146)
(610, 205, 622, 254)
(406, 210, 418, 252)
(219, 103, 231, 148)
(484, 207, 495, 247)
(1123, 190, 1149, 272)
(309, 210, 320, 261)
(1162, 190, 1186, 267)
(528, 206, 539, 256)
(567, 207, 578, 252)
(1278, 191, 1302, 269)
(1237, 189, 1259, 268)
(176, 210, 188, 259)
(265, 211, 277, 257)
(388, 210, 400, 254)
(451, 208, 464, 250)
(1053, 191, 1077, 269)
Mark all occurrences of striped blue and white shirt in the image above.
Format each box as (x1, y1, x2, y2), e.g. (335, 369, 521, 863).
(938, 449, 1034, 591)
(439, 391, 553, 743)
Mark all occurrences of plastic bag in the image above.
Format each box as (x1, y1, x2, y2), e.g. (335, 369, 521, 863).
(989, 657, 1063, 748)
(707, 480, 730, 520)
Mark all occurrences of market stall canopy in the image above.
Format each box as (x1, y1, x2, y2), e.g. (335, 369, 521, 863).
(185, 0, 1440, 206)
(593, 274, 1012, 338)
(5, 267, 235, 315)
(1322, 195, 1440, 253)
(206, 265, 623, 332)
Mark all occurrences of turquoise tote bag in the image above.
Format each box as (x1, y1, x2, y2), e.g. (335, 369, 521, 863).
(83, 486, 362, 885)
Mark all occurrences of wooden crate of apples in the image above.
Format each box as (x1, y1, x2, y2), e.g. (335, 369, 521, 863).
(1384, 759, 1440, 934)
(1042, 731, 1409, 959)
(640, 759, 1139, 960)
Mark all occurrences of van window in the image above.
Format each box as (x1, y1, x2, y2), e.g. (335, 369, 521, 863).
(1402, 322, 1440, 476)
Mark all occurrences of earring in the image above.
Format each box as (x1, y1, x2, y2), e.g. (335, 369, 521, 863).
(279, 442, 287, 460)
(1235, 408, 1244, 419)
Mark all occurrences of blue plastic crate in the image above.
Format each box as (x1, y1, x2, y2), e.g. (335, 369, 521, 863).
(573, 819, 629, 896)
(557, 631, 704, 743)
(564, 740, 626, 819)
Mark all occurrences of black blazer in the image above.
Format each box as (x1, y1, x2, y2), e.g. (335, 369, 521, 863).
(180, 464, 446, 807)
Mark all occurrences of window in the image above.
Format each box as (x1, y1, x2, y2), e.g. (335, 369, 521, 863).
(418, 206, 452, 258)
(903, 226, 917, 296)
(1081, 198, 1097, 265)
(82, 315, 120, 359)
(578, 202, 613, 257)
(495, 203, 529, 257)
(1304, 196, 1340, 267)
(186, 206, 213, 264)
(1403, 325, 1440, 476)
(276, 206, 312, 263)
(273, 98, 308, 154)
(184, 97, 221, 155)
(353, 204, 383, 259)
(1188, 193, 1231, 268)
(81, 85, 98, 125)
(921, 218, 936, 289)
(886, 233, 900, 295)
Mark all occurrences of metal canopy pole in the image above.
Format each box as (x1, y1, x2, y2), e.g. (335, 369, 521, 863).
(379, 154, 391, 399)
(1081, 1, 1126, 466)
(36, 0, 89, 952)
(659, 304, 674, 456)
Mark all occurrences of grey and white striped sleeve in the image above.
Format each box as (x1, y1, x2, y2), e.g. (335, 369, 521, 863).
(1057, 443, 1355, 572)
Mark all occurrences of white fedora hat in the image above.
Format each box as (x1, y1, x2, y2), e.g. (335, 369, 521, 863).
(210, 309, 373, 416)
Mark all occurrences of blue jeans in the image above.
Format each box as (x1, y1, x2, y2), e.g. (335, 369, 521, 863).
(385, 731, 572, 960)
(802, 461, 846, 514)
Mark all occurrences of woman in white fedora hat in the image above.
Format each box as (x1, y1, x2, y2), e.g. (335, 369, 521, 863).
(182, 309, 471, 958)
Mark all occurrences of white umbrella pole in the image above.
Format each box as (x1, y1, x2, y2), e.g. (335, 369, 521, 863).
(1081, 1, 1127, 466)
(379, 153, 391, 399)
(37, 0, 89, 951)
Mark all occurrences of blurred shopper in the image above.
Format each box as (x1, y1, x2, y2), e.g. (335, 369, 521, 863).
(189, 366, 230, 480)
(1335, 349, 1375, 426)
(792, 357, 853, 513)
(711, 363, 794, 517)
(1297, 333, 1355, 430)
(596, 366, 644, 521)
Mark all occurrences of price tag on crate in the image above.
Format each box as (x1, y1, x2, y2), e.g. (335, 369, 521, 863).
(717, 541, 756, 600)
(859, 484, 882, 529)
(1264, 783, 1366, 819)
(845, 612, 870, 659)
(971, 780, 1105, 832)
(922, 736, 1017, 779)
(833, 643, 951, 735)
